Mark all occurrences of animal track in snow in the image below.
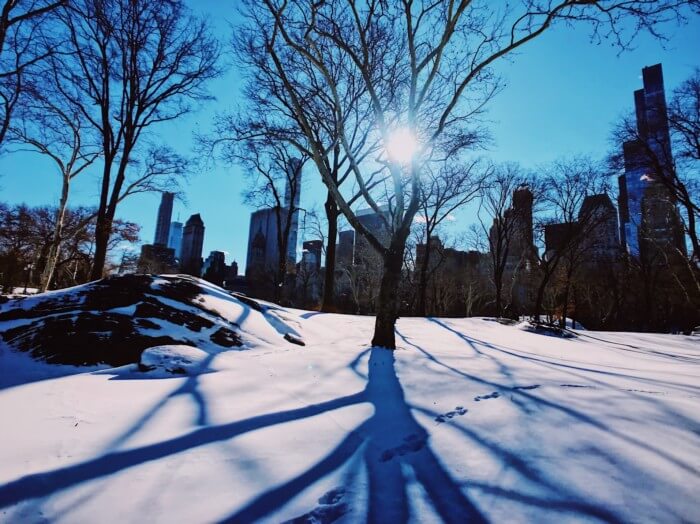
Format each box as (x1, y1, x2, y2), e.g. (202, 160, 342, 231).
(434, 406, 467, 424)
(474, 392, 500, 401)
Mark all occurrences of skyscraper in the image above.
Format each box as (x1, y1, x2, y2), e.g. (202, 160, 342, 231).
(168, 221, 183, 259)
(579, 194, 620, 263)
(285, 158, 303, 268)
(246, 207, 280, 279)
(154, 192, 174, 246)
(618, 64, 685, 256)
(354, 206, 391, 266)
(302, 240, 323, 272)
(180, 214, 205, 277)
(336, 230, 355, 268)
(202, 250, 227, 286)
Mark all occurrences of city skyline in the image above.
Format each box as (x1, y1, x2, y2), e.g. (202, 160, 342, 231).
(0, 2, 698, 273)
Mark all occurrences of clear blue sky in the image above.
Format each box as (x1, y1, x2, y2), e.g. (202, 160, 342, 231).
(0, 2, 698, 272)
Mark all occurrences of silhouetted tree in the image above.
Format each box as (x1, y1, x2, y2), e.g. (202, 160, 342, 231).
(8, 53, 101, 291)
(240, 0, 696, 347)
(55, 0, 220, 280)
(0, 0, 65, 148)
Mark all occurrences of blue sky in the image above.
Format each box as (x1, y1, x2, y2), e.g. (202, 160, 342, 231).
(0, 2, 698, 272)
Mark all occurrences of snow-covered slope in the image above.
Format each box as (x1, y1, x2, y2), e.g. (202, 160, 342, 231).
(0, 305, 699, 523)
(0, 274, 303, 385)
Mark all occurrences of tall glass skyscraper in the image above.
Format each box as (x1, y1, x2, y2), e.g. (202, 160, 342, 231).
(618, 64, 684, 256)
(154, 192, 175, 246)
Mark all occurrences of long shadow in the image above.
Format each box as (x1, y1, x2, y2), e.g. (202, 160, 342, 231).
(0, 391, 365, 509)
(418, 320, 699, 476)
(223, 348, 486, 523)
(429, 318, 699, 395)
(2, 330, 686, 522)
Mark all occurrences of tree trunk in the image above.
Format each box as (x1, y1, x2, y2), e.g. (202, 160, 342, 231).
(321, 192, 338, 312)
(560, 281, 570, 329)
(416, 237, 431, 317)
(371, 239, 406, 349)
(40, 177, 70, 292)
(90, 216, 111, 280)
(89, 155, 115, 281)
(533, 274, 549, 324)
(494, 279, 502, 318)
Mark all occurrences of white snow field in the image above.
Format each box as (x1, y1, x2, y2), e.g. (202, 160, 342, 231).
(1, 300, 699, 523)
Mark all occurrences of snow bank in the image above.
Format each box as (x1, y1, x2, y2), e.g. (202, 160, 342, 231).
(0, 274, 306, 372)
(138, 345, 210, 375)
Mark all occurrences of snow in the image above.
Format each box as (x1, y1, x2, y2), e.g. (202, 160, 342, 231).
(138, 345, 211, 376)
(1, 309, 699, 523)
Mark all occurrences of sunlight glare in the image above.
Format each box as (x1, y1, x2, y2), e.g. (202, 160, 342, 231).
(385, 127, 419, 164)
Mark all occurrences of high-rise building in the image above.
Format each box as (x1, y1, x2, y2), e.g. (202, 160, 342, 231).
(579, 194, 620, 263)
(618, 64, 685, 256)
(137, 244, 176, 274)
(285, 158, 303, 268)
(489, 185, 536, 271)
(246, 208, 280, 279)
(245, 158, 303, 283)
(154, 192, 174, 246)
(336, 230, 355, 269)
(180, 214, 205, 277)
(202, 250, 227, 286)
(302, 240, 323, 272)
(168, 221, 183, 259)
(354, 206, 391, 266)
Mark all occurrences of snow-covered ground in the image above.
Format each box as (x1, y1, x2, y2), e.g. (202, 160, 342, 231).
(1, 305, 699, 523)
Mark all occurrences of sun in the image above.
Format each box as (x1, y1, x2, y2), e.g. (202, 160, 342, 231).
(385, 127, 419, 165)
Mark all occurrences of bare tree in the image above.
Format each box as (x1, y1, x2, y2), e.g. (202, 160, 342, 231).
(221, 5, 381, 312)
(232, 132, 305, 303)
(243, 0, 698, 348)
(478, 164, 534, 318)
(54, 0, 220, 280)
(0, 0, 65, 148)
(415, 160, 486, 316)
(8, 55, 101, 291)
(532, 157, 610, 324)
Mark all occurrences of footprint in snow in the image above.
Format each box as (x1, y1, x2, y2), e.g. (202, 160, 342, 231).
(434, 406, 468, 424)
(512, 385, 540, 391)
(380, 434, 427, 462)
(474, 392, 500, 401)
(284, 488, 348, 524)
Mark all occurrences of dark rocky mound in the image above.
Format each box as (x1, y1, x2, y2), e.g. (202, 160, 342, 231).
(0, 274, 243, 367)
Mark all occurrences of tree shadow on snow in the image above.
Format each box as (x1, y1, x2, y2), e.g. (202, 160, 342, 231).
(1, 332, 664, 523)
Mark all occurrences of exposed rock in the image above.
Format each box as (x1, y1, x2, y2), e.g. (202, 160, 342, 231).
(0, 274, 243, 367)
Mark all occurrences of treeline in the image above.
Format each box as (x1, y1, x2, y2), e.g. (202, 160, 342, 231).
(0, 203, 139, 293)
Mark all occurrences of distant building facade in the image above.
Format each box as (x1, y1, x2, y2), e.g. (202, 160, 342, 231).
(168, 221, 183, 259)
(154, 192, 174, 246)
(302, 240, 323, 272)
(336, 230, 355, 269)
(579, 194, 620, 263)
(618, 63, 685, 257)
(246, 207, 280, 280)
(137, 244, 177, 274)
(354, 206, 391, 265)
(245, 158, 303, 285)
(285, 158, 303, 269)
(202, 250, 227, 286)
(181, 214, 205, 277)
